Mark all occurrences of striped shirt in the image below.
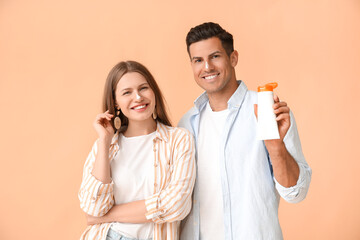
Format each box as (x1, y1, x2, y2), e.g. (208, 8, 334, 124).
(78, 122, 196, 240)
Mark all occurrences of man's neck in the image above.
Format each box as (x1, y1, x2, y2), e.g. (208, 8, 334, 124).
(208, 80, 239, 111)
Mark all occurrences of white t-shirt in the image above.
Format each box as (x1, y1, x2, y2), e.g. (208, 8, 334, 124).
(110, 132, 155, 239)
(197, 102, 229, 240)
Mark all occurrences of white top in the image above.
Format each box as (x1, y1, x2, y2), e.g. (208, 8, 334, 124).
(197, 102, 229, 240)
(110, 132, 155, 239)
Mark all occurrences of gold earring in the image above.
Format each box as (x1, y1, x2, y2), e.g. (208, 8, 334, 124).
(114, 109, 121, 130)
(152, 107, 157, 120)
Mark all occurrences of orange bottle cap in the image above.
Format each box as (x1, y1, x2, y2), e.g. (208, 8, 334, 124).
(257, 82, 278, 92)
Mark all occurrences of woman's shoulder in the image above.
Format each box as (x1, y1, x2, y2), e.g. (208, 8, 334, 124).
(158, 123, 194, 140)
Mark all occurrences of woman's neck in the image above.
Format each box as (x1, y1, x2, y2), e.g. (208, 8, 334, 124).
(124, 118, 157, 137)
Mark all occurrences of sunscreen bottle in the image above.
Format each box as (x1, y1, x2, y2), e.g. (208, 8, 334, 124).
(257, 82, 280, 140)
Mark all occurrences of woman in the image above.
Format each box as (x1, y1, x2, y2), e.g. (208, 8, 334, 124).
(78, 61, 196, 240)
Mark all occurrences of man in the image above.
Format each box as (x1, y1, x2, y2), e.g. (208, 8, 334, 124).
(179, 22, 312, 240)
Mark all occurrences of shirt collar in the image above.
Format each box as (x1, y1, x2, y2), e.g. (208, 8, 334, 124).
(154, 121, 169, 142)
(228, 80, 248, 109)
(194, 80, 248, 112)
(109, 121, 169, 148)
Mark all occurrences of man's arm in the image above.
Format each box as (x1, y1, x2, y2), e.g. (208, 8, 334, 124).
(255, 94, 312, 202)
(264, 95, 299, 187)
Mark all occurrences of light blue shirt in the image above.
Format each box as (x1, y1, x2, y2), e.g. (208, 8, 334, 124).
(179, 81, 312, 240)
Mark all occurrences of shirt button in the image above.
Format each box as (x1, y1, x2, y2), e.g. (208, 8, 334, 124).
(154, 163, 158, 167)
(154, 183, 157, 187)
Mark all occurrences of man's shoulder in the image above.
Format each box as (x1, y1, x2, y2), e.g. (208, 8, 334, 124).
(178, 107, 197, 133)
(245, 89, 257, 102)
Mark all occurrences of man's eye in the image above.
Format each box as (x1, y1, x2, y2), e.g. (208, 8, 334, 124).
(212, 55, 220, 59)
(194, 59, 202, 63)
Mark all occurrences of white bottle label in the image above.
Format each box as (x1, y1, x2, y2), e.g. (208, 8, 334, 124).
(257, 91, 280, 140)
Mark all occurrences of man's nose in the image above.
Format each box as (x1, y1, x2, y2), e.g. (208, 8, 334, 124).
(204, 61, 213, 71)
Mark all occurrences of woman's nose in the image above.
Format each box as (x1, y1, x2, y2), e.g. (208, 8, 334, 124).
(135, 92, 142, 101)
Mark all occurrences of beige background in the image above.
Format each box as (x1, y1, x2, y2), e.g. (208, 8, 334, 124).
(1, 0, 359, 239)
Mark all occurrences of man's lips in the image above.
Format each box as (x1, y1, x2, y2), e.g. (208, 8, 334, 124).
(202, 73, 220, 80)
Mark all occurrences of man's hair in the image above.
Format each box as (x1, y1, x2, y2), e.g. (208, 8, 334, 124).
(186, 22, 234, 57)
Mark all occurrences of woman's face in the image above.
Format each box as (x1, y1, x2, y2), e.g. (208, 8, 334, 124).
(115, 72, 156, 124)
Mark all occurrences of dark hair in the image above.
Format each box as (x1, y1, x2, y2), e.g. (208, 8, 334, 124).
(102, 60, 172, 133)
(186, 22, 234, 57)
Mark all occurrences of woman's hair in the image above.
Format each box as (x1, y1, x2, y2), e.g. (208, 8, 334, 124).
(102, 60, 172, 133)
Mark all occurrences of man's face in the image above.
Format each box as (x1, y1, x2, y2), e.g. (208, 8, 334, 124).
(189, 37, 238, 95)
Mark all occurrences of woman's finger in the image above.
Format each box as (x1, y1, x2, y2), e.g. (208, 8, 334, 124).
(105, 113, 114, 118)
(95, 114, 111, 124)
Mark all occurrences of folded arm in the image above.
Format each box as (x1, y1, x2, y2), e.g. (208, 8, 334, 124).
(79, 140, 115, 217)
(87, 129, 196, 225)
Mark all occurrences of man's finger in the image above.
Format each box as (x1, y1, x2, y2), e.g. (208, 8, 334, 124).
(276, 113, 290, 121)
(274, 106, 290, 114)
(254, 104, 258, 120)
(273, 101, 287, 109)
(273, 94, 280, 103)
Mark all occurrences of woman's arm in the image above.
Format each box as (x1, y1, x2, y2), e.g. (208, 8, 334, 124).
(91, 111, 114, 183)
(87, 200, 151, 225)
(144, 129, 196, 224)
(86, 128, 196, 225)
(78, 111, 116, 217)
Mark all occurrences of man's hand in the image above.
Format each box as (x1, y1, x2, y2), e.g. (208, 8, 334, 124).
(254, 94, 290, 145)
(272, 94, 290, 141)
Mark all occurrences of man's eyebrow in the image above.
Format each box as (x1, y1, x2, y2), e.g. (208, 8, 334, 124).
(191, 56, 202, 61)
(191, 51, 222, 61)
(209, 51, 222, 57)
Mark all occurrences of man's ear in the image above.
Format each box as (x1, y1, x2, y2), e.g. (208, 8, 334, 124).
(230, 50, 239, 67)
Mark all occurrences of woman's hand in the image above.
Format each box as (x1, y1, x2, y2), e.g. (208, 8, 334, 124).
(93, 110, 115, 141)
(86, 214, 103, 225)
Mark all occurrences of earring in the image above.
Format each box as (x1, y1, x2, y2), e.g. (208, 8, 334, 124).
(114, 109, 121, 130)
(152, 107, 157, 120)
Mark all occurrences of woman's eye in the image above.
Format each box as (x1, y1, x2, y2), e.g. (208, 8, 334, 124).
(140, 86, 148, 91)
(123, 91, 130, 95)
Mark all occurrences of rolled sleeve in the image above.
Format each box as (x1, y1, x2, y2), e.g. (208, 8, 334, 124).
(145, 130, 196, 224)
(276, 111, 312, 203)
(274, 163, 312, 203)
(78, 140, 115, 217)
